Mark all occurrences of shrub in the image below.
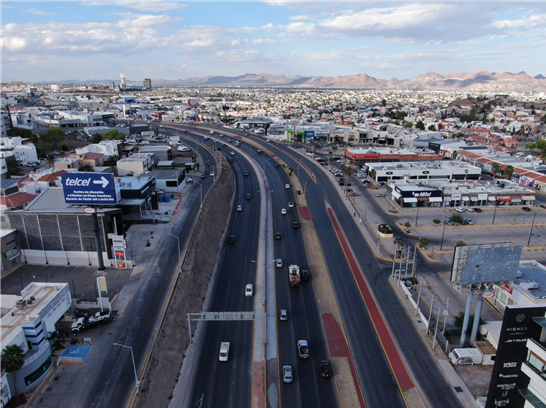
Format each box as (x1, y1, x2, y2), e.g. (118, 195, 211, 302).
(378, 224, 393, 234)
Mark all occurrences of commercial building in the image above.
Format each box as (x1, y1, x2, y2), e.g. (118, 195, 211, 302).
(0, 282, 72, 405)
(365, 160, 482, 183)
(345, 147, 443, 167)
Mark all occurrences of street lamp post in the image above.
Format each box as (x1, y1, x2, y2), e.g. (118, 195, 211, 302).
(527, 212, 537, 247)
(169, 232, 181, 265)
(492, 201, 498, 225)
(440, 218, 447, 250)
(113, 343, 140, 393)
(415, 203, 420, 227)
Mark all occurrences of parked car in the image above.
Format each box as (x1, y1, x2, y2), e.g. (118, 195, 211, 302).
(282, 365, 293, 383)
(522, 207, 532, 212)
(444, 219, 456, 226)
(466, 207, 475, 212)
(474, 208, 482, 213)
(376, 193, 385, 197)
(320, 360, 333, 378)
(462, 219, 474, 225)
(454, 207, 464, 213)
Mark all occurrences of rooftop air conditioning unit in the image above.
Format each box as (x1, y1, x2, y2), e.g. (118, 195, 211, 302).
(16, 299, 27, 309)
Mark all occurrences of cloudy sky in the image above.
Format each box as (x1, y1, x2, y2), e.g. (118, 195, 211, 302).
(2, 1, 545, 83)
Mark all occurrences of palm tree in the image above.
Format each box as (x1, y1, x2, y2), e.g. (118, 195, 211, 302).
(393, 236, 404, 252)
(404, 222, 412, 233)
(2, 344, 25, 403)
(504, 165, 514, 181)
(491, 162, 501, 178)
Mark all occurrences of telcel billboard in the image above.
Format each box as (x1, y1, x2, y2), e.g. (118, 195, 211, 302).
(62, 173, 117, 205)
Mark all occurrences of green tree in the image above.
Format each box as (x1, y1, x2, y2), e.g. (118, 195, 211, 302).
(433, 219, 441, 225)
(80, 164, 94, 172)
(437, 123, 444, 130)
(504, 165, 514, 180)
(6, 127, 33, 139)
(492, 162, 502, 178)
(102, 129, 125, 140)
(92, 133, 103, 144)
(450, 214, 464, 224)
(46, 155, 55, 168)
(40, 128, 65, 149)
(104, 155, 119, 166)
(404, 122, 413, 128)
(419, 237, 429, 248)
(415, 121, 425, 131)
(456, 241, 466, 247)
(453, 311, 485, 332)
(2, 344, 25, 403)
(393, 236, 404, 251)
(428, 124, 436, 131)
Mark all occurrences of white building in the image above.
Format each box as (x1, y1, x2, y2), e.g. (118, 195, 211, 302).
(0, 282, 72, 406)
(116, 153, 155, 176)
(0, 136, 39, 165)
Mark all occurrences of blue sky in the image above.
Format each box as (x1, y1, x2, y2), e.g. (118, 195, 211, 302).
(2, 1, 546, 83)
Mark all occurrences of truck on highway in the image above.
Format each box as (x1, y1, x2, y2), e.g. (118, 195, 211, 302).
(219, 342, 230, 361)
(288, 264, 301, 286)
(297, 340, 309, 358)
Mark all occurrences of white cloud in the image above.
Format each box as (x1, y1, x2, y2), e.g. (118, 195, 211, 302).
(2, 5, 16, 9)
(82, 2, 189, 12)
(23, 8, 55, 16)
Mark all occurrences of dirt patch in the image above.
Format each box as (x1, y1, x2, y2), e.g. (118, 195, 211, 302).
(136, 159, 235, 408)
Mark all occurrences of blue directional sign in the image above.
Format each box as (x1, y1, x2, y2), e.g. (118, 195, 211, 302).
(61, 173, 117, 205)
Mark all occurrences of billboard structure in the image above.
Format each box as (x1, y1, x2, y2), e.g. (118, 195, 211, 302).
(62, 173, 117, 205)
(451, 243, 522, 288)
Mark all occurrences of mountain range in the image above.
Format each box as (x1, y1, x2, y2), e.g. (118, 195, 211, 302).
(50, 71, 546, 92)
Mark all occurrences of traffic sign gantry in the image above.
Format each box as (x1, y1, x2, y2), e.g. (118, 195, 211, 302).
(62, 173, 117, 205)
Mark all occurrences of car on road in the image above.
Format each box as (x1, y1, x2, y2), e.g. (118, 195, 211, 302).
(276, 259, 283, 268)
(244, 171, 249, 176)
(454, 206, 464, 212)
(201, 174, 206, 179)
(348, 192, 359, 196)
(281, 208, 287, 215)
(245, 284, 253, 297)
(293, 221, 299, 229)
(466, 207, 475, 212)
(444, 219, 456, 226)
(522, 207, 532, 212)
(237, 205, 242, 212)
(207, 161, 211, 166)
(246, 194, 251, 200)
(229, 235, 236, 244)
(301, 270, 310, 280)
(282, 365, 293, 383)
(230, 152, 235, 156)
(462, 218, 474, 225)
(474, 208, 482, 213)
(275, 232, 282, 240)
(279, 309, 288, 321)
(177, 146, 190, 152)
(285, 184, 290, 189)
(210, 172, 214, 177)
(257, 149, 262, 153)
(320, 360, 333, 378)
(288, 202, 294, 208)
(229, 158, 234, 162)
(375, 193, 385, 197)
(204, 169, 209, 174)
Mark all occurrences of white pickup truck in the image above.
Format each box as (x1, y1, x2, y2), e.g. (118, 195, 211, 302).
(88, 310, 112, 325)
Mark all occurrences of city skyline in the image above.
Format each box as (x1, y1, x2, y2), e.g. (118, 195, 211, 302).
(2, 1, 546, 83)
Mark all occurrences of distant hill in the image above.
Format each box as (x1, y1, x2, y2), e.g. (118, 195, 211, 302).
(34, 71, 546, 92)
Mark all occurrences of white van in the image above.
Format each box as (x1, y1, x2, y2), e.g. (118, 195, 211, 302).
(219, 342, 230, 361)
(448, 348, 484, 365)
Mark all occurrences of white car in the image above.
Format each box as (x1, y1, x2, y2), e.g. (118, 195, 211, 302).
(276, 259, 283, 268)
(466, 207, 475, 212)
(281, 208, 287, 215)
(454, 207, 464, 213)
(177, 146, 190, 152)
(285, 184, 290, 189)
(288, 202, 294, 208)
(210, 172, 215, 177)
(245, 284, 253, 297)
(237, 205, 242, 212)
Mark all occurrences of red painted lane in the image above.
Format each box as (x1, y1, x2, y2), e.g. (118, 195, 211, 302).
(323, 313, 366, 408)
(327, 208, 415, 391)
(298, 206, 311, 220)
